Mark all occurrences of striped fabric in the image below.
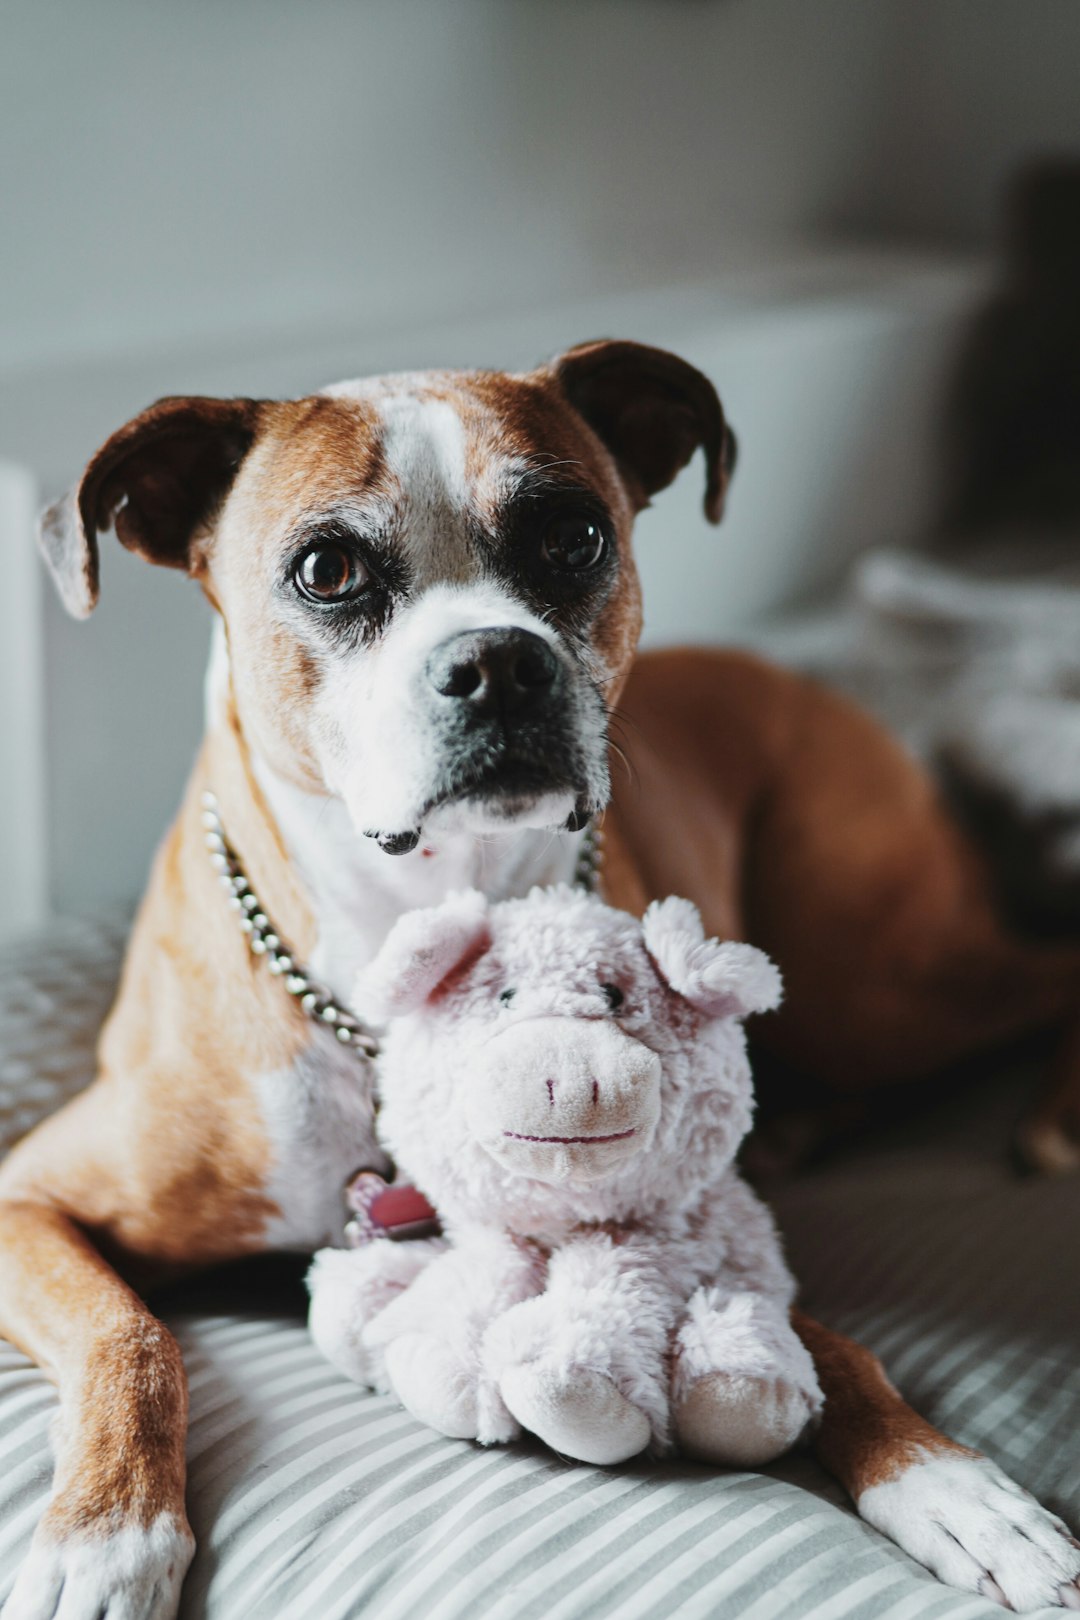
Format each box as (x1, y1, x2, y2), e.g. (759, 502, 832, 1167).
(1, 923, 1078, 1619)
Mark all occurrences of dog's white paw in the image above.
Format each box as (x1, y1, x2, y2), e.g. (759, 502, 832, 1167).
(0, 1513, 193, 1620)
(500, 1362, 651, 1465)
(674, 1370, 816, 1467)
(859, 1453, 1080, 1611)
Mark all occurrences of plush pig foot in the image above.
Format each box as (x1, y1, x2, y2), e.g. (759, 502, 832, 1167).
(499, 1363, 652, 1466)
(671, 1287, 822, 1468)
(674, 1371, 816, 1467)
(384, 1332, 482, 1440)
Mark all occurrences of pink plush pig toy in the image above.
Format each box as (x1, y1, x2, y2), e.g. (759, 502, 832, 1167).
(308, 886, 822, 1468)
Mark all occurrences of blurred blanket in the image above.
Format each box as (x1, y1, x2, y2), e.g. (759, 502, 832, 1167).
(834, 541, 1080, 931)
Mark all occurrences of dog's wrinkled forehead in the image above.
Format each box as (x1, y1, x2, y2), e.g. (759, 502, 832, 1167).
(39, 339, 732, 623)
(259, 369, 632, 575)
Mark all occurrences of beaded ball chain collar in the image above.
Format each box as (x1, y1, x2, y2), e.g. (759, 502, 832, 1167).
(201, 789, 604, 1062)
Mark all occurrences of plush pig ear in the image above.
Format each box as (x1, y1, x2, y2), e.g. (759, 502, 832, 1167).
(354, 889, 492, 1021)
(642, 897, 782, 1019)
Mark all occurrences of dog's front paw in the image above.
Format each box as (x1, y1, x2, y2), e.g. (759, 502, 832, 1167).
(1, 1511, 193, 1620)
(858, 1453, 1080, 1611)
(673, 1370, 816, 1467)
(499, 1362, 651, 1466)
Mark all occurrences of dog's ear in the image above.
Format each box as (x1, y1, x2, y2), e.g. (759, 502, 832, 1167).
(38, 395, 263, 618)
(643, 897, 782, 1019)
(553, 340, 736, 523)
(354, 889, 493, 1021)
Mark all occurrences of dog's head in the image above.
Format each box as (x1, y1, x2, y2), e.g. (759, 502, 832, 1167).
(40, 341, 734, 849)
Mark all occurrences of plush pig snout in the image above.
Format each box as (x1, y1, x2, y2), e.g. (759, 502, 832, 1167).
(465, 1017, 662, 1185)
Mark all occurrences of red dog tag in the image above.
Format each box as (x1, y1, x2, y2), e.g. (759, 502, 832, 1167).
(344, 1170, 442, 1246)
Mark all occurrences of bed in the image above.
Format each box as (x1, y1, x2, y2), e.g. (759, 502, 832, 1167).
(1, 917, 1077, 1620)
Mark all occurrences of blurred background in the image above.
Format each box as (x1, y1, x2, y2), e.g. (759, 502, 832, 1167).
(2, 0, 1078, 936)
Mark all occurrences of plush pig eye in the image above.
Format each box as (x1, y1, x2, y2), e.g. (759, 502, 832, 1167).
(499, 987, 516, 1005)
(601, 983, 624, 1011)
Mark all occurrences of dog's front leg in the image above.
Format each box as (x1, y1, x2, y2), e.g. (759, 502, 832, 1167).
(0, 1199, 193, 1620)
(796, 1312, 1080, 1612)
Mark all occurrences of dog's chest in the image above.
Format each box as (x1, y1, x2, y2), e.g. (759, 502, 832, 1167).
(245, 755, 586, 1249)
(254, 1031, 386, 1251)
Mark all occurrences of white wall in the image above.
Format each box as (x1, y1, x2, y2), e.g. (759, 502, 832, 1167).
(1, 0, 894, 376)
(846, 0, 1080, 247)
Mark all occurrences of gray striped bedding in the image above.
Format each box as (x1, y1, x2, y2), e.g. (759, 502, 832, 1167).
(1, 921, 1078, 1619)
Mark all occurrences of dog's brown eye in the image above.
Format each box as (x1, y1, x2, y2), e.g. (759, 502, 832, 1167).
(540, 515, 607, 571)
(295, 545, 371, 603)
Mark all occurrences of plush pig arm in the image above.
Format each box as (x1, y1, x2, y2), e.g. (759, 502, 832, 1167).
(362, 1226, 547, 1445)
(671, 1177, 823, 1467)
(482, 1226, 688, 1465)
(307, 1237, 446, 1388)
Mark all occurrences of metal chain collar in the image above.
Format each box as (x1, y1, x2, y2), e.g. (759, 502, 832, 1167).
(201, 790, 380, 1059)
(202, 789, 603, 1061)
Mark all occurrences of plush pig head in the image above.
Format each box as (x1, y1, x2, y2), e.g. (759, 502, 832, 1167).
(355, 887, 781, 1220)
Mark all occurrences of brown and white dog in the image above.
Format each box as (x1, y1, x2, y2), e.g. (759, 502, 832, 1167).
(2, 341, 1080, 1619)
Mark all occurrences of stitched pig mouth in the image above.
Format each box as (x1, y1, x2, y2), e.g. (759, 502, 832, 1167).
(501, 1129, 637, 1145)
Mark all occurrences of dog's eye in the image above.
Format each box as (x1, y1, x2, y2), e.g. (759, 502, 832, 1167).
(499, 987, 516, 1005)
(540, 514, 608, 571)
(295, 544, 371, 603)
(601, 983, 624, 1011)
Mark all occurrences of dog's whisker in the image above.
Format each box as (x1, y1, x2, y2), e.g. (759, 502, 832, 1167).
(608, 740, 636, 788)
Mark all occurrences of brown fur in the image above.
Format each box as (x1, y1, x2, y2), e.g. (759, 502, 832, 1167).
(791, 1311, 975, 1491)
(0, 716, 307, 1273)
(0, 1201, 189, 1532)
(606, 648, 1080, 1087)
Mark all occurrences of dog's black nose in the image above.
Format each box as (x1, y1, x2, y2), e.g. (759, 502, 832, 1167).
(426, 628, 560, 715)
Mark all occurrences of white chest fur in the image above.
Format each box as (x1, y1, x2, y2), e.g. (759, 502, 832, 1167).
(255, 1036, 386, 1251)
(252, 756, 584, 1001)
